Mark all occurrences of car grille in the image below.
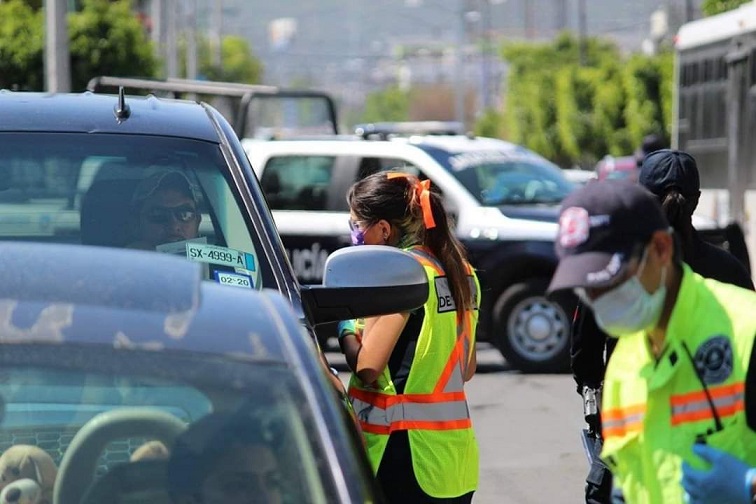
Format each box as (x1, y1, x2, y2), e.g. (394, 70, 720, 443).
(0, 427, 149, 476)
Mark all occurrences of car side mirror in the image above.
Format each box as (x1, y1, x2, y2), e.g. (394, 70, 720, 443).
(299, 245, 429, 325)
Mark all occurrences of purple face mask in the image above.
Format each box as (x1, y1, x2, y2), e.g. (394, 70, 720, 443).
(349, 218, 367, 246)
(351, 228, 365, 246)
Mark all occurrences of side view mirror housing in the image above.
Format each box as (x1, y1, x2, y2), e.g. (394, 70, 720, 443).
(300, 245, 429, 325)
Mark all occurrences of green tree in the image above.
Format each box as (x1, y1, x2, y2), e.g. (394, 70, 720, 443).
(0, 0, 43, 90)
(501, 33, 618, 166)
(198, 35, 263, 84)
(20, 0, 43, 10)
(499, 32, 673, 167)
(555, 65, 602, 167)
(69, 0, 157, 91)
(702, 0, 750, 16)
(361, 85, 409, 123)
(622, 52, 672, 148)
(474, 108, 506, 138)
(592, 62, 632, 156)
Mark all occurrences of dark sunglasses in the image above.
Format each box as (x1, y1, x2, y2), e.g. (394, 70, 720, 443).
(144, 205, 198, 225)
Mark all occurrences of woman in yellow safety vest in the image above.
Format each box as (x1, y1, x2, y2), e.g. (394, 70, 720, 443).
(338, 171, 480, 504)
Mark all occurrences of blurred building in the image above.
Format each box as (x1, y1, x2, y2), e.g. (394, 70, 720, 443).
(132, 0, 704, 122)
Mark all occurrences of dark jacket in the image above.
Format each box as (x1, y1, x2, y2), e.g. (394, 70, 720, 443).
(687, 230, 753, 290)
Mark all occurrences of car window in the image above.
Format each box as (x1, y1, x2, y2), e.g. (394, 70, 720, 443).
(452, 157, 573, 205)
(0, 132, 275, 291)
(260, 156, 335, 211)
(0, 364, 331, 503)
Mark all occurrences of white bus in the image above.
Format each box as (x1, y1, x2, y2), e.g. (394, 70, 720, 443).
(674, 1, 756, 270)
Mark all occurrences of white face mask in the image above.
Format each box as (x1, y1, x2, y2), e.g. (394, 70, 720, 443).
(577, 250, 667, 337)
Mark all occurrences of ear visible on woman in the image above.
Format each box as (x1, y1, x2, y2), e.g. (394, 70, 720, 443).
(376, 220, 392, 244)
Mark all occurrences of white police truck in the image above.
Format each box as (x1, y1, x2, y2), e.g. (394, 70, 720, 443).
(244, 124, 579, 373)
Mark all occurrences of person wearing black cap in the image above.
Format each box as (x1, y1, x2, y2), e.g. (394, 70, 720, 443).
(549, 179, 756, 503)
(640, 149, 752, 290)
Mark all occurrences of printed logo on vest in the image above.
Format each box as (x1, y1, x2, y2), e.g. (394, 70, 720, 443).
(434, 276, 478, 313)
(694, 335, 733, 385)
(435, 277, 456, 313)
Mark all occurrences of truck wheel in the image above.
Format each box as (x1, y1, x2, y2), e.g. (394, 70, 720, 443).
(492, 278, 572, 373)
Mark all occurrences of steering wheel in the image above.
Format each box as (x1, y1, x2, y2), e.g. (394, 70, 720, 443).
(53, 408, 187, 504)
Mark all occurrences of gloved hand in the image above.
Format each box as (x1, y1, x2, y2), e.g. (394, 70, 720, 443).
(681, 443, 756, 504)
(336, 319, 356, 341)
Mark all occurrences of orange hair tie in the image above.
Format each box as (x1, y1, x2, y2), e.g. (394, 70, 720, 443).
(387, 173, 436, 229)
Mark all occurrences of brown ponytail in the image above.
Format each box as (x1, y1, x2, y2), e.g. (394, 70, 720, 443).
(421, 189, 474, 313)
(660, 188, 694, 261)
(348, 172, 474, 315)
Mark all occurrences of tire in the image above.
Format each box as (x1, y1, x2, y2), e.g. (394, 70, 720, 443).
(492, 278, 573, 373)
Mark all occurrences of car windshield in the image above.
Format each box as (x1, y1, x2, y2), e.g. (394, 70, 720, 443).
(438, 151, 575, 205)
(0, 361, 332, 503)
(0, 132, 274, 291)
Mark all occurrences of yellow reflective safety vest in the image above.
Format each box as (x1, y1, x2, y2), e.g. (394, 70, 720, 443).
(601, 264, 756, 503)
(348, 246, 480, 498)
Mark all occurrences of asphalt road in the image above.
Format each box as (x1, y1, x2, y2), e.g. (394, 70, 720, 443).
(327, 343, 588, 504)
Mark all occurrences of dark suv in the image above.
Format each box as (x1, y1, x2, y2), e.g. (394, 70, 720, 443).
(0, 91, 434, 501)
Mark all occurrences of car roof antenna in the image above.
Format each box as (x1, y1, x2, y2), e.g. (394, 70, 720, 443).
(114, 86, 131, 121)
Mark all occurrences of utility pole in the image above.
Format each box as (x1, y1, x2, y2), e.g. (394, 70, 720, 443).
(186, 0, 198, 80)
(578, 0, 587, 66)
(166, 0, 178, 78)
(554, 0, 568, 32)
(480, 0, 492, 111)
(151, 0, 162, 49)
(212, 0, 223, 67)
(455, 0, 467, 125)
(45, 0, 70, 92)
(524, 0, 534, 39)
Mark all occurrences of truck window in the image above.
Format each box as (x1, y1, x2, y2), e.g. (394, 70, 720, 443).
(260, 156, 335, 211)
(357, 157, 419, 180)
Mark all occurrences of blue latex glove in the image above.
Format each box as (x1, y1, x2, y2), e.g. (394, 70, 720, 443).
(682, 443, 756, 504)
(336, 319, 356, 340)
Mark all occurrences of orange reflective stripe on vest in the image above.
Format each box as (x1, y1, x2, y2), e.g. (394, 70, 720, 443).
(670, 381, 745, 425)
(602, 404, 646, 439)
(351, 336, 472, 434)
(351, 246, 474, 435)
(350, 387, 471, 435)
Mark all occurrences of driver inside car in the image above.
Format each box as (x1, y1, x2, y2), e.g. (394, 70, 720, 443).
(126, 170, 202, 251)
(166, 413, 283, 504)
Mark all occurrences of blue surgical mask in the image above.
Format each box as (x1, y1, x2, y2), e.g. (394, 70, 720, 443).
(577, 250, 667, 337)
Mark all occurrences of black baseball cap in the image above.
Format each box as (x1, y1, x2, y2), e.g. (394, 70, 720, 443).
(639, 149, 700, 198)
(547, 180, 669, 293)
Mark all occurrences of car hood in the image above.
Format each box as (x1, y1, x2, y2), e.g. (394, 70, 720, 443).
(497, 205, 561, 223)
(456, 207, 559, 242)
